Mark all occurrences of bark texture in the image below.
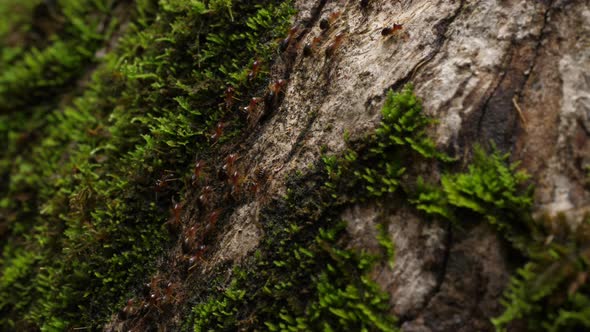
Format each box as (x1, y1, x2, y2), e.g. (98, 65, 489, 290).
(187, 0, 589, 330)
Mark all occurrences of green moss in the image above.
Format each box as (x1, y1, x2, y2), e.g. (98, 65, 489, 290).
(323, 85, 451, 202)
(411, 145, 533, 230)
(492, 215, 590, 332)
(189, 218, 398, 332)
(0, 0, 111, 111)
(0, 0, 294, 329)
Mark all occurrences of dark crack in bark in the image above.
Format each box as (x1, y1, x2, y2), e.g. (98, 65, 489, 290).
(455, 2, 553, 155)
(398, 223, 453, 325)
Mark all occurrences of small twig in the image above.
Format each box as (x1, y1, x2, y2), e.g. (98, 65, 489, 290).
(512, 96, 527, 130)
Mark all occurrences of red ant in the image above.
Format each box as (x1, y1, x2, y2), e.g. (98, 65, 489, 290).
(381, 23, 403, 36)
(244, 179, 259, 196)
(210, 122, 225, 144)
(191, 160, 206, 186)
(243, 97, 262, 118)
(223, 153, 239, 174)
(199, 185, 213, 207)
(202, 209, 221, 239)
(208, 209, 221, 226)
(182, 225, 198, 253)
(243, 167, 268, 197)
(224, 86, 235, 109)
(319, 11, 341, 31)
(229, 170, 243, 195)
(160, 281, 180, 305)
(269, 79, 287, 95)
(171, 198, 183, 224)
(147, 275, 163, 291)
(247, 60, 262, 81)
(154, 173, 178, 192)
(121, 298, 138, 318)
(165, 197, 184, 233)
(187, 245, 207, 271)
(265, 79, 288, 112)
(148, 292, 164, 313)
(325, 33, 345, 57)
(154, 172, 179, 201)
(279, 26, 299, 52)
(303, 37, 322, 57)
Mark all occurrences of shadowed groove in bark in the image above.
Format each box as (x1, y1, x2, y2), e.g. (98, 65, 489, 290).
(474, 44, 517, 150)
(475, 1, 555, 152)
(398, 223, 453, 325)
(450, 1, 552, 157)
(507, 1, 555, 151)
(519, 0, 555, 95)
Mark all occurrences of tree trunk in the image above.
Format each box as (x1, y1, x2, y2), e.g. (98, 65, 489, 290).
(1, 0, 588, 331)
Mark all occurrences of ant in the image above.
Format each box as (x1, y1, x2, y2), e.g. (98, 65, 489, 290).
(187, 245, 207, 271)
(303, 36, 322, 57)
(182, 225, 199, 253)
(265, 79, 288, 112)
(191, 160, 206, 186)
(121, 298, 139, 319)
(148, 292, 164, 313)
(154, 172, 179, 200)
(210, 122, 225, 144)
(279, 26, 299, 52)
(199, 185, 213, 207)
(325, 33, 345, 57)
(243, 97, 262, 119)
(171, 198, 183, 224)
(223, 153, 239, 175)
(360, 0, 369, 9)
(147, 275, 163, 292)
(319, 11, 341, 31)
(244, 167, 268, 197)
(224, 86, 235, 109)
(160, 281, 180, 305)
(381, 23, 403, 36)
(202, 209, 221, 240)
(165, 197, 184, 233)
(154, 173, 178, 192)
(244, 179, 260, 196)
(247, 60, 262, 81)
(269, 79, 287, 96)
(229, 170, 243, 195)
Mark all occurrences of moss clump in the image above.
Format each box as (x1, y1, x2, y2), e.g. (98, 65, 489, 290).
(262, 223, 397, 332)
(0, 0, 111, 111)
(411, 144, 533, 232)
(188, 215, 399, 332)
(491, 214, 590, 332)
(323, 85, 451, 202)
